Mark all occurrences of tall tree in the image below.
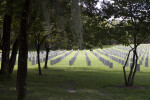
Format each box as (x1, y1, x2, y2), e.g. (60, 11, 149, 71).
(8, 0, 23, 74)
(0, 0, 14, 76)
(9, 37, 19, 74)
(17, 0, 30, 99)
(30, 18, 48, 75)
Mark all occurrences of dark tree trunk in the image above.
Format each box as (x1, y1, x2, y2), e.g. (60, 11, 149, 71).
(0, 14, 11, 76)
(37, 48, 42, 75)
(131, 46, 138, 85)
(127, 35, 137, 86)
(123, 34, 138, 86)
(34, 35, 48, 74)
(123, 48, 133, 86)
(17, 0, 30, 99)
(127, 49, 136, 85)
(9, 38, 19, 74)
(44, 49, 49, 69)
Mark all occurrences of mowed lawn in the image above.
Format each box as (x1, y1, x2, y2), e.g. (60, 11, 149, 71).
(1, 49, 150, 100)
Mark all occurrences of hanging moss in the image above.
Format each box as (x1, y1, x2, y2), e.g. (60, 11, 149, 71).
(41, 0, 51, 35)
(71, 0, 83, 49)
(54, 0, 67, 30)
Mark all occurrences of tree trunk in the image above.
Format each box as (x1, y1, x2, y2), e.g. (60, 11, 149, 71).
(44, 49, 49, 69)
(9, 38, 19, 74)
(123, 34, 138, 86)
(123, 48, 133, 86)
(131, 47, 138, 85)
(127, 49, 136, 84)
(127, 35, 137, 86)
(37, 48, 42, 75)
(17, 0, 30, 99)
(0, 14, 11, 77)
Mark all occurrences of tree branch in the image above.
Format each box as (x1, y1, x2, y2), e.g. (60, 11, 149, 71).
(39, 35, 49, 47)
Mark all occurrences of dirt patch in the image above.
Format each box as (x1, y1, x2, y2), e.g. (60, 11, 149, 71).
(66, 89, 77, 93)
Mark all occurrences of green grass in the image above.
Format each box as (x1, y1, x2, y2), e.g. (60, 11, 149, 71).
(1, 47, 150, 100)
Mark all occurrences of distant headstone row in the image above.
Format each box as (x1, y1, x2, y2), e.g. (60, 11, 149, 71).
(29, 50, 65, 65)
(0, 44, 148, 71)
(50, 49, 73, 65)
(91, 50, 113, 68)
(96, 49, 127, 66)
(49, 50, 66, 60)
(97, 44, 150, 71)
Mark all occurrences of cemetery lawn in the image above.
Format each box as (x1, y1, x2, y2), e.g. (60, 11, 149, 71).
(1, 50, 150, 100)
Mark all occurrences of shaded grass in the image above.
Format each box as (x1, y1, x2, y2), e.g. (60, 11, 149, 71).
(92, 45, 114, 49)
(1, 49, 150, 100)
(1, 67, 150, 100)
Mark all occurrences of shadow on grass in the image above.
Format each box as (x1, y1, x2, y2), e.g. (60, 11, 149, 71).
(1, 67, 150, 100)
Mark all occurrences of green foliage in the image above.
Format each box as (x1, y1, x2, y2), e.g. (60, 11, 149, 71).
(46, 23, 70, 50)
(102, 0, 150, 46)
(29, 18, 47, 48)
(0, 0, 23, 49)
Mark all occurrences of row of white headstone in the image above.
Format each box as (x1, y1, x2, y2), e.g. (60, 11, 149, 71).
(50, 49, 73, 65)
(100, 44, 150, 71)
(30, 50, 63, 65)
(69, 49, 79, 65)
(96, 49, 126, 66)
(96, 49, 142, 71)
(84, 49, 91, 66)
(29, 49, 92, 66)
(49, 50, 66, 60)
(4, 44, 149, 70)
(114, 45, 150, 68)
(91, 50, 113, 68)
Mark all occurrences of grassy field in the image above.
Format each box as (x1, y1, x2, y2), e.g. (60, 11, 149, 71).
(1, 47, 150, 100)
